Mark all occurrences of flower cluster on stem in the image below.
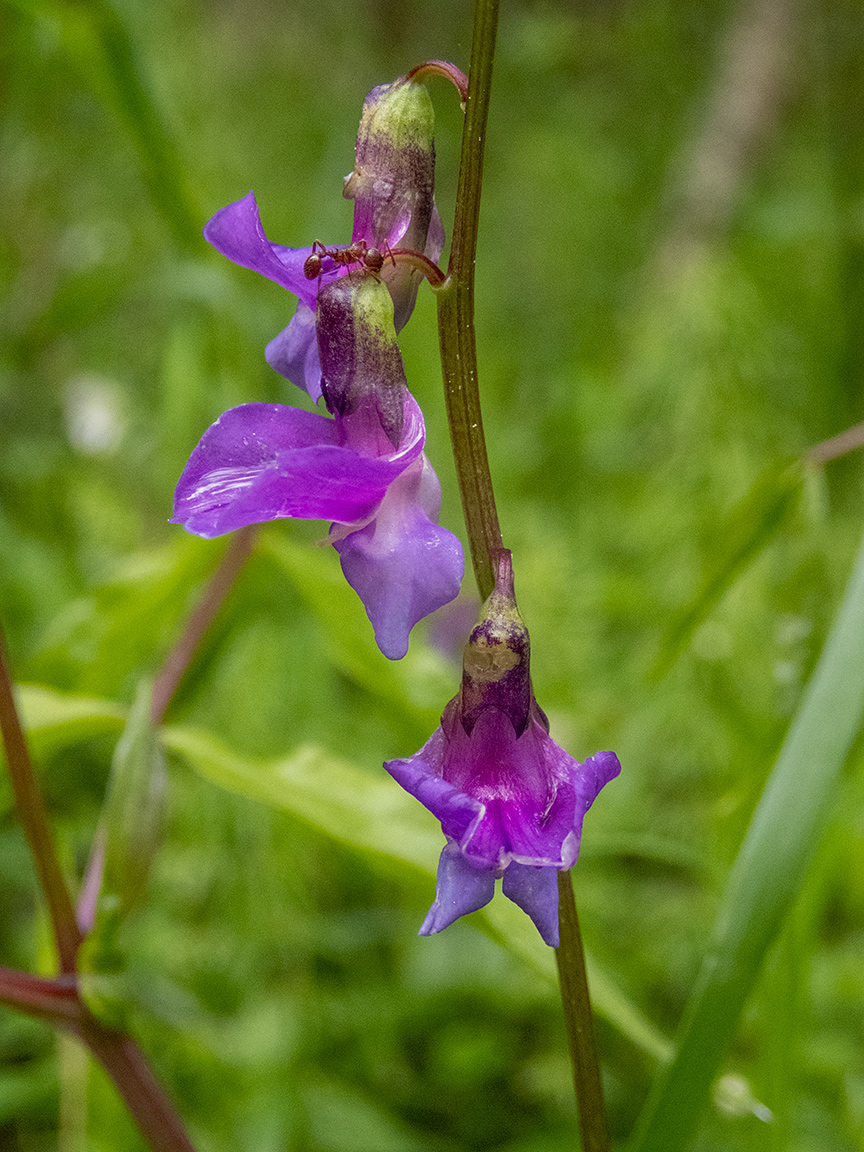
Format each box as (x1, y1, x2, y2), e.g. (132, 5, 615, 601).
(172, 74, 463, 659)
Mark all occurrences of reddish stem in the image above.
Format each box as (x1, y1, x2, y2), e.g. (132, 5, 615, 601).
(0, 967, 82, 1026)
(388, 247, 446, 287)
(0, 626, 83, 973)
(150, 525, 257, 723)
(406, 60, 469, 103)
(83, 1027, 198, 1152)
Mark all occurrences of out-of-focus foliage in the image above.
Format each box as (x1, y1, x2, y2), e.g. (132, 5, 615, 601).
(2, 0, 864, 1149)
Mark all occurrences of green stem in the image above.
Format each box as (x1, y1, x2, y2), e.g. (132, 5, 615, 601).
(435, 1, 610, 1146)
(435, 0, 502, 599)
(556, 873, 610, 1152)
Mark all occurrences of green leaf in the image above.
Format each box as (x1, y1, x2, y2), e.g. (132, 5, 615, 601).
(11, 0, 201, 250)
(78, 681, 166, 1029)
(261, 529, 454, 727)
(14, 684, 125, 756)
(31, 535, 225, 696)
(96, 679, 166, 922)
(163, 722, 671, 1063)
(630, 520, 864, 1152)
(161, 723, 444, 872)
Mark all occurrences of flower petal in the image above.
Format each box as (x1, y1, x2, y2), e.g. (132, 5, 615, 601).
(502, 863, 560, 947)
(203, 191, 323, 309)
(425, 201, 445, 265)
(419, 842, 496, 936)
(334, 456, 463, 659)
(265, 304, 323, 401)
(171, 402, 424, 538)
(385, 728, 483, 844)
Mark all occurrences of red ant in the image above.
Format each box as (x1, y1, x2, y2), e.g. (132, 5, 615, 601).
(303, 240, 387, 281)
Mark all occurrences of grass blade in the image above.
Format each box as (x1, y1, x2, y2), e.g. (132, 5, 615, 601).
(630, 520, 864, 1151)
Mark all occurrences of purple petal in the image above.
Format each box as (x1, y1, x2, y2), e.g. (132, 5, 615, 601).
(419, 842, 496, 936)
(543, 744, 621, 835)
(171, 402, 423, 538)
(203, 192, 322, 309)
(425, 202, 445, 265)
(502, 863, 560, 947)
(265, 304, 323, 401)
(579, 750, 623, 806)
(440, 715, 618, 871)
(441, 711, 561, 869)
(333, 457, 463, 659)
(385, 729, 482, 844)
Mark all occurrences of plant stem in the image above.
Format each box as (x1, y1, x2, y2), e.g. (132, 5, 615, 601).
(83, 1027, 198, 1152)
(556, 872, 610, 1152)
(435, 0, 502, 599)
(0, 968, 82, 1026)
(435, 2, 611, 1144)
(150, 525, 257, 723)
(0, 626, 82, 973)
(0, 627, 201, 1152)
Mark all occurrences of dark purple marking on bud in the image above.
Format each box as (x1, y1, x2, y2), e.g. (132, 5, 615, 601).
(316, 276, 407, 449)
(459, 550, 534, 737)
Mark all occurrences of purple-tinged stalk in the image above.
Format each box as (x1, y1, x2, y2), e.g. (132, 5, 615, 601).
(0, 625, 199, 1152)
(0, 626, 81, 974)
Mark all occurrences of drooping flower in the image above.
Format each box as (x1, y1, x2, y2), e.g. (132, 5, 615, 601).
(172, 274, 463, 660)
(385, 551, 620, 944)
(203, 73, 443, 401)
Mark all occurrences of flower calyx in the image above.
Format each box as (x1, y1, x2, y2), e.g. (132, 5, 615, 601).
(458, 549, 533, 737)
(344, 73, 444, 328)
(316, 275, 408, 450)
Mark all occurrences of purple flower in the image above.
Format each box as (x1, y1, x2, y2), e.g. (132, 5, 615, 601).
(172, 275, 463, 660)
(204, 76, 443, 400)
(385, 552, 620, 945)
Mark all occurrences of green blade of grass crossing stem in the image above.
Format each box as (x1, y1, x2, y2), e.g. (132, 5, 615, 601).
(630, 519, 864, 1152)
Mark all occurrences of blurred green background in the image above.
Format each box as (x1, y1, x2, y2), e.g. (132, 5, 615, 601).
(2, 0, 864, 1148)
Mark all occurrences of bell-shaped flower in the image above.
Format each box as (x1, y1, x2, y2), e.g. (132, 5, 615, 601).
(204, 73, 443, 400)
(172, 274, 463, 660)
(385, 551, 620, 944)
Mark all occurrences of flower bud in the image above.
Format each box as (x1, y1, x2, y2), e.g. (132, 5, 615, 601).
(459, 551, 533, 737)
(317, 275, 408, 449)
(344, 76, 441, 329)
